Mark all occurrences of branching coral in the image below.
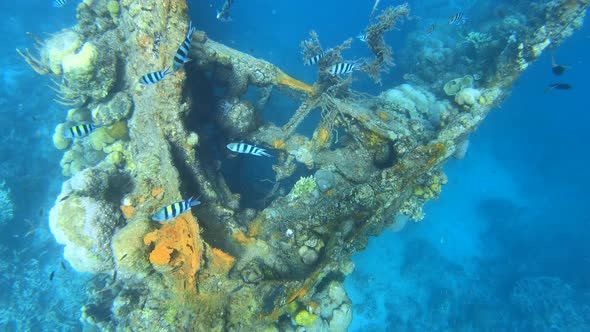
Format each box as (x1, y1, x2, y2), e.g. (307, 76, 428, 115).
(362, 3, 410, 84)
(300, 30, 353, 85)
(16, 32, 50, 75)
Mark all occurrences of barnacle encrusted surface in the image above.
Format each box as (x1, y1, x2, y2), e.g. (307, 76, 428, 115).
(21, 0, 587, 331)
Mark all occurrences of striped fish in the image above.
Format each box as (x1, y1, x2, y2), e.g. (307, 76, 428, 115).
(304, 52, 325, 66)
(326, 62, 359, 76)
(216, 0, 234, 21)
(226, 142, 271, 157)
(173, 22, 197, 71)
(357, 33, 368, 43)
(139, 68, 172, 85)
(63, 123, 100, 139)
(152, 196, 201, 222)
(448, 12, 466, 25)
(53, 0, 67, 7)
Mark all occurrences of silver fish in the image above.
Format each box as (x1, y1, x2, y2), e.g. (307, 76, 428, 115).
(216, 0, 234, 21)
(227, 142, 271, 157)
(448, 12, 467, 25)
(370, 0, 381, 18)
(326, 62, 359, 76)
(173, 21, 197, 71)
(139, 68, 172, 85)
(152, 196, 201, 222)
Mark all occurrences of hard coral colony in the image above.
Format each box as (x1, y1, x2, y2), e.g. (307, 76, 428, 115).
(17, 0, 587, 330)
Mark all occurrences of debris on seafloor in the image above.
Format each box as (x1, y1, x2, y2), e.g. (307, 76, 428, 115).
(17, 0, 588, 330)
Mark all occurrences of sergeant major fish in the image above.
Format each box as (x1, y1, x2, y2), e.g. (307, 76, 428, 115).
(216, 0, 234, 22)
(304, 52, 325, 66)
(326, 62, 359, 76)
(227, 142, 271, 157)
(173, 21, 197, 71)
(427, 23, 436, 34)
(139, 68, 172, 85)
(152, 196, 201, 222)
(63, 123, 101, 139)
(448, 12, 467, 25)
(53, 0, 67, 7)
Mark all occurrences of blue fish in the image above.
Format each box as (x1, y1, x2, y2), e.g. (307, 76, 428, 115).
(139, 68, 172, 85)
(227, 142, 271, 157)
(173, 21, 197, 71)
(152, 196, 201, 222)
(63, 123, 101, 139)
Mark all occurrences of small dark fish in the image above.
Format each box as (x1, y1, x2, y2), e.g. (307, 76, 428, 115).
(139, 68, 172, 85)
(112, 270, 117, 282)
(120, 253, 128, 261)
(49, 271, 55, 281)
(173, 21, 197, 72)
(229, 284, 244, 294)
(63, 123, 101, 139)
(326, 62, 359, 76)
(39, 208, 44, 217)
(448, 12, 467, 25)
(152, 32, 162, 57)
(304, 52, 325, 66)
(544, 83, 572, 93)
(216, 0, 234, 21)
(551, 54, 570, 76)
(59, 194, 71, 202)
(170, 261, 184, 272)
(427, 23, 436, 34)
(61, 261, 67, 270)
(53, 0, 67, 8)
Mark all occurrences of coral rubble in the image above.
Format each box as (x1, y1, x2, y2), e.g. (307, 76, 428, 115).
(19, 0, 587, 330)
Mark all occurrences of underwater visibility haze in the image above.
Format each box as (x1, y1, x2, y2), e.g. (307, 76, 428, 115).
(1, 0, 589, 330)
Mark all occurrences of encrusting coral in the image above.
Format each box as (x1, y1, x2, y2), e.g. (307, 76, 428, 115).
(49, 195, 122, 273)
(143, 213, 203, 293)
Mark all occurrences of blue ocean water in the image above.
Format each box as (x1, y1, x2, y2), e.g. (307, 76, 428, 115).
(0, 0, 588, 330)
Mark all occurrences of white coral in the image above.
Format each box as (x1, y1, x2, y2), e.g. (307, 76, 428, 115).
(455, 88, 481, 107)
(49, 196, 121, 273)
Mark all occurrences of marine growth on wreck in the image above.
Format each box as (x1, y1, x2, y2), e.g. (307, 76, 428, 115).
(15, 0, 588, 330)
